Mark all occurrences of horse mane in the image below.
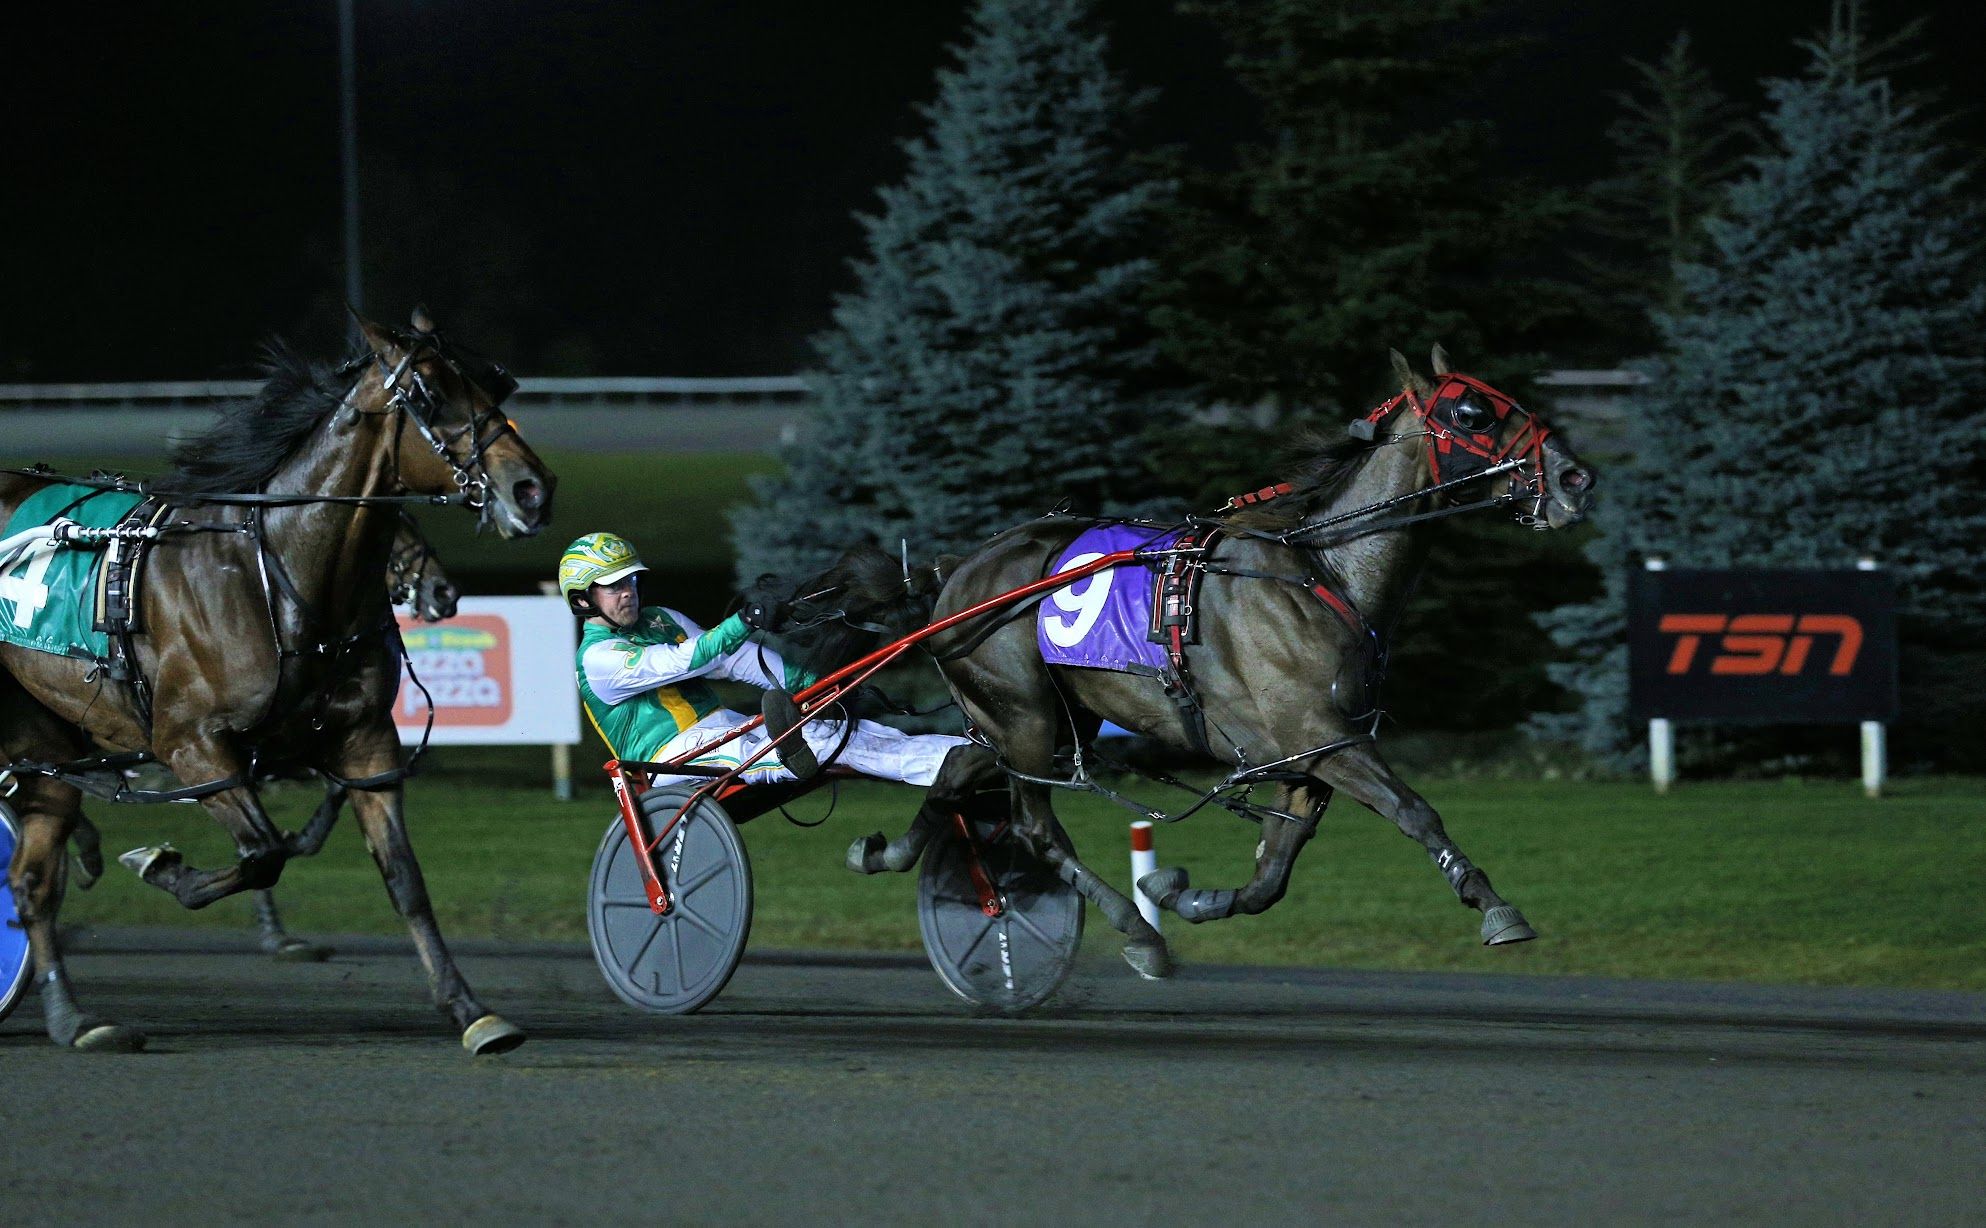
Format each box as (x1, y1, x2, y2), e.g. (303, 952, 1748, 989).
(1219, 427, 1382, 533)
(162, 339, 357, 494)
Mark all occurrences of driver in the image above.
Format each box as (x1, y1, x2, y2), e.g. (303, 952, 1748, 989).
(558, 532, 968, 787)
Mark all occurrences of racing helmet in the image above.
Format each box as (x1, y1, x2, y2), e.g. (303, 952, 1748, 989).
(558, 532, 646, 605)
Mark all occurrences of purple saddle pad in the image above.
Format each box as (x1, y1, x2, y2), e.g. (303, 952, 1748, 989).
(1036, 524, 1182, 675)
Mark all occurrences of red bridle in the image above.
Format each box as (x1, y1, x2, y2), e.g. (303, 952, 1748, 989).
(1357, 374, 1554, 513)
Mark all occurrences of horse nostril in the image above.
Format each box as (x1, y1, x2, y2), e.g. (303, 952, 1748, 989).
(1561, 467, 1592, 493)
(513, 479, 545, 511)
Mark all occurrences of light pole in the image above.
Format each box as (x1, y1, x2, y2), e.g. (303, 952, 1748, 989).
(339, 0, 362, 319)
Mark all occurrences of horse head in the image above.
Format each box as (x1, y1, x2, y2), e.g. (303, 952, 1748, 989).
(387, 516, 459, 622)
(353, 307, 556, 539)
(1379, 346, 1596, 530)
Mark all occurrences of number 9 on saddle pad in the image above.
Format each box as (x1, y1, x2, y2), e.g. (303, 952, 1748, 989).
(0, 802, 33, 1025)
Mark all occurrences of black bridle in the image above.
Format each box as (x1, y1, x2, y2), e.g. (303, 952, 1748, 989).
(386, 512, 452, 617)
(339, 329, 522, 526)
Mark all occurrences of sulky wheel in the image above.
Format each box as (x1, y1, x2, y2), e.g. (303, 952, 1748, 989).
(0, 803, 32, 1025)
(587, 786, 753, 1015)
(917, 811, 1084, 1015)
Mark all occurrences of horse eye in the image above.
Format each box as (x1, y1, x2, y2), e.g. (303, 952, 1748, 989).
(1452, 399, 1496, 432)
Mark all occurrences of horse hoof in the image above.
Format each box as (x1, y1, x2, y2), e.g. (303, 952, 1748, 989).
(117, 844, 180, 883)
(1136, 866, 1188, 909)
(845, 833, 887, 875)
(462, 1013, 527, 1056)
(272, 939, 334, 963)
(72, 1023, 147, 1053)
(1482, 905, 1537, 946)
(1123, 936, 1172, 981)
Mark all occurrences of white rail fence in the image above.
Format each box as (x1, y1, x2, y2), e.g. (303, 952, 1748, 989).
(1, 370, 1645, 455)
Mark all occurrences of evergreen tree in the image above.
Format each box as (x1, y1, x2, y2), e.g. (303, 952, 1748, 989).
(731, 0, 1175, 583)
(1534, 11, 1986, 766)
(1577, 32, 1749, 354)
(1152, 0, 1573, 415)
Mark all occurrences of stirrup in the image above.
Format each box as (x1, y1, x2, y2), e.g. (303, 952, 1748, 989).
(761, 689, 819, 780)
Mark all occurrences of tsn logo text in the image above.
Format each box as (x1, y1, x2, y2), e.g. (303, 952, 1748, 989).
(1656, 614, 1864, 677)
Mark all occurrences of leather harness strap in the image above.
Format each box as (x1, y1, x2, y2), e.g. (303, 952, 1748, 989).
(1138, 502, 1386, 759)
(91, 497, 173, 726)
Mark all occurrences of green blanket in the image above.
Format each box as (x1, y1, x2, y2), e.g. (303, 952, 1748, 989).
(0, 484, 144, 660)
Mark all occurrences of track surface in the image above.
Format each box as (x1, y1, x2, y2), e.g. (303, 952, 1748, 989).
(3, 930, 1982, 1226)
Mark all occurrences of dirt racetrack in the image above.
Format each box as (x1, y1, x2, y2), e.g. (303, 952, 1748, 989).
(2, 929, 1981, 1226)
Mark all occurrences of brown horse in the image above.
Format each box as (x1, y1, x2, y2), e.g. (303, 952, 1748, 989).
(64, 511, 465, 962)
(1, 309, 554, 1052)
(850, 349, 1595, 979)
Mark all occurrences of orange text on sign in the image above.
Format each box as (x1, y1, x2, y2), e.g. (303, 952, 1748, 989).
(1657, 614, 1863, 676)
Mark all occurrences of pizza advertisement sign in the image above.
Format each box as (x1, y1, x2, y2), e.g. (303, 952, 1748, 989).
(393, 596, 580, 746)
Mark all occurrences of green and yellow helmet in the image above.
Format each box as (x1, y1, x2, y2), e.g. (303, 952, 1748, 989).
(557, 532, 646, 599)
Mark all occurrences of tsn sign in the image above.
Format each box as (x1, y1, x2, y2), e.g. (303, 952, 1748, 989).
(1628, 569, 1897, 724)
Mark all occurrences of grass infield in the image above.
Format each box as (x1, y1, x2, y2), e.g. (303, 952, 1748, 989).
(54, 754, 1986, 992)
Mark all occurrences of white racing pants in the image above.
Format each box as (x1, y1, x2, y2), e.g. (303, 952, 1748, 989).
(653, 708, 970, 788)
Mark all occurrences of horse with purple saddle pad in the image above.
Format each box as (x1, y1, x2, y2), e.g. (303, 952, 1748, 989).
(1036, 523, 1184, 675)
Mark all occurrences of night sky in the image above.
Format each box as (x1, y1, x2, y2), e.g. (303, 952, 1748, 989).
(6, 1, 1981, 381)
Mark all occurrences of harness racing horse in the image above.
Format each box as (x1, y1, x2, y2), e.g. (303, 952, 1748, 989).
(65, 512, 463, 962)
(0, 309, 554, 1052)
(851, 349, 1595, 979)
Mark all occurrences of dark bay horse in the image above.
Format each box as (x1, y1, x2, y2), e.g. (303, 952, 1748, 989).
(1, 310, 554, 1051)
(850, 349, 1594, 978)
(64, 512, 466, 962)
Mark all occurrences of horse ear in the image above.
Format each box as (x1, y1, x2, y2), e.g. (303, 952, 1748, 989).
(410, 304, 436, 335)
(1389, 348, 1432, 400)
(351, 306, 401, 360)
(1430, 343, 1452, 376)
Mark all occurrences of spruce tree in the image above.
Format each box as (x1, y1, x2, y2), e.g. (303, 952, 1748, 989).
(732, 0, 1175, 583)
(1577, 32, 1748, 355)
(1534, 12, 1986, 765)
(1153, 0, 1573, 413)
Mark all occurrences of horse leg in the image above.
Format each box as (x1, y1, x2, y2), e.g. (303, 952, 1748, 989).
(944, 652, 1169, 977)
(251, 781, 348, 961)
(68, 809, 103, 889)
(7, 775, 145, 1051)
(283, 780, 349, 857)
(118, 739, 288, 908)
(1001, 756, 1170, 981)
(1317, 745, 1536, 945)
(1140, 780, 1330, 923)
(845, 743, 998, 875)
(251, 890, 333, 962)
(334, 727, 524, 1054)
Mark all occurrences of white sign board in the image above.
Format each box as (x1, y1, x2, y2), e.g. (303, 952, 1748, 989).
(392, 596, 580, 746)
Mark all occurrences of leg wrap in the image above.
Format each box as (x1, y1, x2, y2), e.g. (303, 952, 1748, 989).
(1058, 858, 1143, 934)
(1174, 888, 1237, 923)
(1429, 847, 1478, 896)
(41, 968, 104, 1048)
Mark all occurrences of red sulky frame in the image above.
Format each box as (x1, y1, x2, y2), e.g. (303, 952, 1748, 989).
(601, 548, 1139, 915)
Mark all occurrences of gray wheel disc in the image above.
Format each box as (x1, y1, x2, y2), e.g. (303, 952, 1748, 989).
(0, 804, 31, 1025)
(587, 787, 752, 1015)
(918, 818, 1083, 1015)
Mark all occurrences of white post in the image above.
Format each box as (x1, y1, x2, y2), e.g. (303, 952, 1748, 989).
(551, 743, 573, 801)
(1649, 719, 1675, 795)
(1645, 557, 1675, 794)
(1859, 721, 1886, 799)
(1855, 558, 1885, 798)
(1129, 820, 1160, 932)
